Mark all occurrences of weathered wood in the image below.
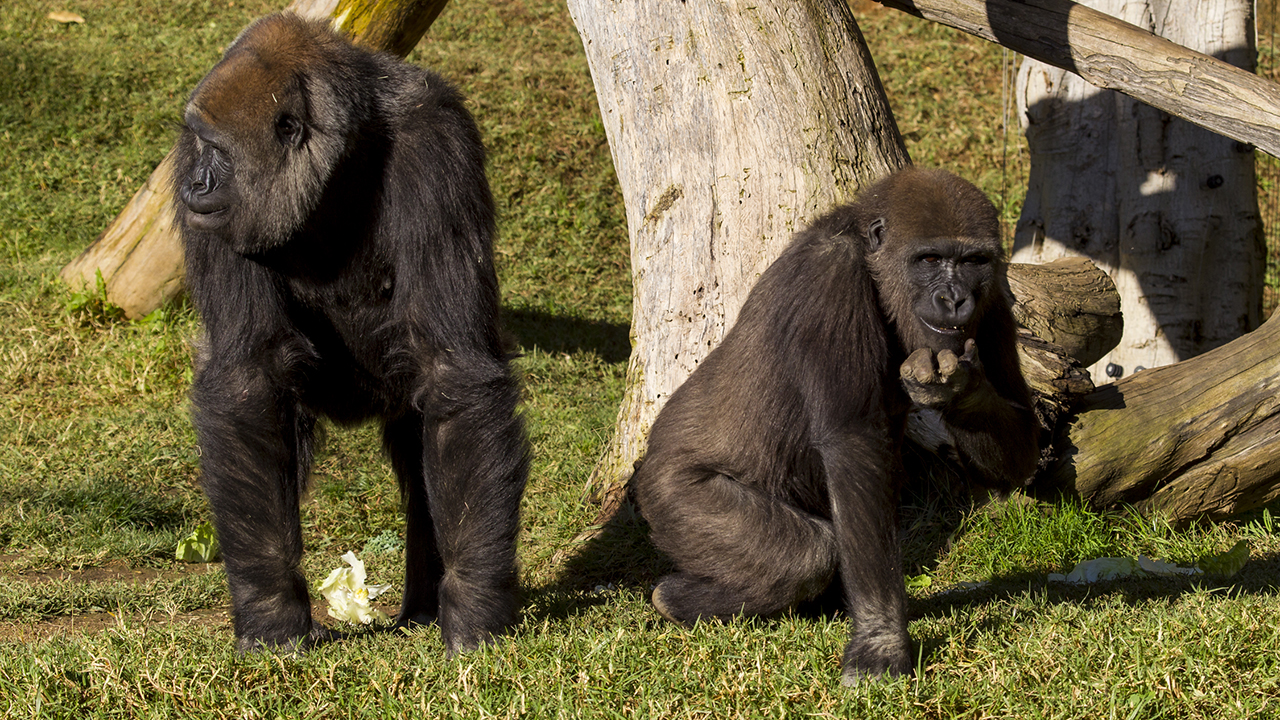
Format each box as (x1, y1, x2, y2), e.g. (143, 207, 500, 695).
(60, 0, 445, 319)
(1046, 310, 1280, 523)
(331, 0, 449, 57)
(1006, 256, 1122, 368)
(568, 0, 910, 515)
(1008, 0, 1262, 382)
(875, 0, 1280, 158)
(1015, 332, 1095, 398)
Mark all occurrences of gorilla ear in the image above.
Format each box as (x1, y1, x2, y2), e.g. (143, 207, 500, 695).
(275, 113, 305, 148)
(866, 217, 887, 252)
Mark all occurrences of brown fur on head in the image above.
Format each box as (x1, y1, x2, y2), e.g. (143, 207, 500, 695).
(859, 167, 1006, 356)
(177, 13, 369, 252)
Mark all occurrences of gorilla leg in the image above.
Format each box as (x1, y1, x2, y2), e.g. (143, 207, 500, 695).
(193, 358, 318, 651)
(419, 366, 527, 653)
(384, 415, 444, 627)
(821, 438, 913, 682)
(640, 469, 838, 622)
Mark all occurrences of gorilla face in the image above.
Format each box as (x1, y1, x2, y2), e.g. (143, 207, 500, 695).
(863, 169, 1005, 357)
(176, 18, 354, 255)
(902, 236, 996, 356)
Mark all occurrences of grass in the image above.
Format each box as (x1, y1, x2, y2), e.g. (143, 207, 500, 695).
(2, 0, 1280, 717)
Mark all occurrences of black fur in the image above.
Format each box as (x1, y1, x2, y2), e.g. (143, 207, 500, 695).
(172, 13, 527, 654)
(632, 167, 1039, 683)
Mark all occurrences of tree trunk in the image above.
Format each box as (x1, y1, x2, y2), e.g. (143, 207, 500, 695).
(59, 0, 448, 319)
(1010, 0, 1263, 380)
(567, 0, 910, 515)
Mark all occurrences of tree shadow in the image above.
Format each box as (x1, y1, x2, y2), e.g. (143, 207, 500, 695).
(908, 550, 1280, 650)
(503, 308, 630, 363)
(525, 446, 981, 624)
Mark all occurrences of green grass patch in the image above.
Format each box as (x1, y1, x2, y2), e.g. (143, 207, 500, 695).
(1, 0, 1279, 717)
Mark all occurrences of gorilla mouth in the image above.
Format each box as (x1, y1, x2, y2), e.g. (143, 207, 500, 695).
(185, 206, 230, 230)
(921, 320, 965, 336)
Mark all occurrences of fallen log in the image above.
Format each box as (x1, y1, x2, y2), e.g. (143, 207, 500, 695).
(1046, 311, 1280, 523)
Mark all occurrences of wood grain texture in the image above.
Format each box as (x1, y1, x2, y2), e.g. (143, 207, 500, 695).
(878, 0, 1280, 156)
(1007, 256, 1122, 367)
(1052, 310, 1280, 522)
(1002, 0, 1262, 381)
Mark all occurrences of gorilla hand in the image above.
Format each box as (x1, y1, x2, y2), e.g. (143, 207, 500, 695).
(900, 339, 983, 410)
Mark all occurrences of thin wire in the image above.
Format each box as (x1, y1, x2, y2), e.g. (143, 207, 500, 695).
(1000, 46, 1012, 246)
(1267, 0, 1280, 317)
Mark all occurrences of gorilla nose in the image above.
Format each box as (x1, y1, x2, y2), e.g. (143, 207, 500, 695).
(185, 184, 222, 214)
(184, 163, 226, 215)
(191, 163, 218, 198)
(933, 290, 974, 325)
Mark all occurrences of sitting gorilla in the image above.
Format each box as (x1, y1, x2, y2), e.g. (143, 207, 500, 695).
(632, 167, 1039, 683)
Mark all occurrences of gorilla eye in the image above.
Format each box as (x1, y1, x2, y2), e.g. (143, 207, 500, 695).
(918, 254, 942, 264)
(274, 114, 304, 146)
(962, 255, 991, 266)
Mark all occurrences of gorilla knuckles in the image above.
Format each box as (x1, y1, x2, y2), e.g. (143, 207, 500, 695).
(173, 14, 527, 655)
(632, 166, 1039, 683)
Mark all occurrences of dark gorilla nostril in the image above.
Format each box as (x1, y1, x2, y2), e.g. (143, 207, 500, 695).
(193, 159, 219, 196)
(934, 290, 974, 325)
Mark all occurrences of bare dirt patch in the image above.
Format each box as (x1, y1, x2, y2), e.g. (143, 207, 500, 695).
(0, 555, 209, 586)
(0, 555, 402, 643)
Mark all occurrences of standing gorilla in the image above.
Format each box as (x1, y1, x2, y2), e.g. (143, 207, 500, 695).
(633, 167, 1039, 683)
(172, 13, 527, 653)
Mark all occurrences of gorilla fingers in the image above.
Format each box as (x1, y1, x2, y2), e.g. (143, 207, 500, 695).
(900, 339, 981, 410)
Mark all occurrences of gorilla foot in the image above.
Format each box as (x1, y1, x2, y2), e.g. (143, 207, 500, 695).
(236, 620, 344, 654)
(650, 573, 773, 624)
(394, 610, 439, 629)
(650, 578, 688, 626)
(840, 629, 914, 685)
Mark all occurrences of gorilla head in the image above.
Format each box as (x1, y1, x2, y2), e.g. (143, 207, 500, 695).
(863, 169, 1004, 358)
(178, 14, 370, 252)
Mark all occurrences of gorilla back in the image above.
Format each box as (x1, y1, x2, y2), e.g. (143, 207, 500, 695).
(172, 13, 527, 653)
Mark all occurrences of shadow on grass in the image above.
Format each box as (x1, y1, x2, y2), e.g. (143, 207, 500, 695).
(526, 452, 980, 624)
(912, 551, 1280, 617)
(522, 497, 675, 623)
(906, 551, 1280, 667)
(525, 459, 1280, 638)
(503, 308, 630, 363)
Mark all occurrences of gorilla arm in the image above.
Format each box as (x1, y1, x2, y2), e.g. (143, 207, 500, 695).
(900, 339, 1040, 490)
